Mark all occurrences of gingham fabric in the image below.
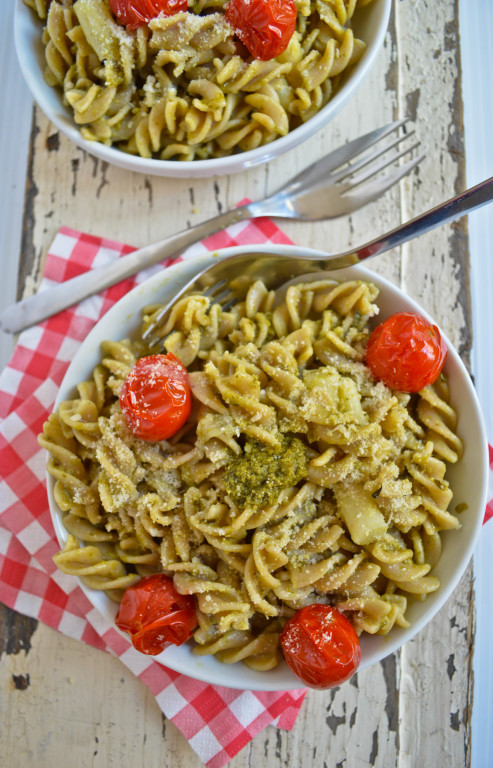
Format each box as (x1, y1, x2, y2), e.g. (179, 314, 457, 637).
(0, 221, 306, 768)
(485, 445, 493, 524)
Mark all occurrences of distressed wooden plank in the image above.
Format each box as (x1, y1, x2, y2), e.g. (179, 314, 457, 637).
(396, 0, 470, 343)
(399, 566, 474, 768)
(0, 604, 38, 658)
(394, 1, 472, 767)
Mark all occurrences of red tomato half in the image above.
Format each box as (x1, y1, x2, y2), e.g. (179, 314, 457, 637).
(115, 574, 198, 655)
(280, 604, 361, 689)
(365, 312, 447, 393)
(225, 0, 297, 61)
(109, 0, 187, 29)
(119, 353, 192, 441)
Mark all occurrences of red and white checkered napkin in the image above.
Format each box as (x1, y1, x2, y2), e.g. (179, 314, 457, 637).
(485, 445, 493, 525)
(0, 218, 306, 768)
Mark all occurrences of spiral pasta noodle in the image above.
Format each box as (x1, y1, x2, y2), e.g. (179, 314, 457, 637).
(40, 275, 464, 671)
(25, 0, 375, 160)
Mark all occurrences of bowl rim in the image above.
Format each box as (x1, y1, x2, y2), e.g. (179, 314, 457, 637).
(14, 0, 392, 178)
(46, 244, 489, 690)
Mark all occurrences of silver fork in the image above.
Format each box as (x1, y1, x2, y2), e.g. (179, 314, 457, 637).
(0, 119, 422, 334)
(142, 175, 493, 345)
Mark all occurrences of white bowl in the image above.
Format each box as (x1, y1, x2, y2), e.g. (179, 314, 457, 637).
(47, 244, 488, 690)
(15, 0, 391, 178)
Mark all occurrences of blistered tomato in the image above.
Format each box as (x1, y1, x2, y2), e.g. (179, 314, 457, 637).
(224, 0, 297, 61)
(109, 0, 187, 29)
(280, 604, 361, 689)
(119, 353, 192, 441)
(115, 574, 198, 655)
(365, 311, 447, 393)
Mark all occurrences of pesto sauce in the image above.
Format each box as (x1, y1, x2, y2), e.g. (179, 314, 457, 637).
(223, 436, 308, 508)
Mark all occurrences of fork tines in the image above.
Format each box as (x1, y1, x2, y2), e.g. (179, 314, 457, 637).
(142, 279, 235, 344)
(336, 118, 425, 200)
(203, 280, 234, 306)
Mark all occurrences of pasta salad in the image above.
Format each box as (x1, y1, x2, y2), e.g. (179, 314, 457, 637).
(39, 276, 464, 686)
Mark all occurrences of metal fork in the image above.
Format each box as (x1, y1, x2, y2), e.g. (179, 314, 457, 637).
(142, 175, 493, 345)
(0, 119, 422, 334)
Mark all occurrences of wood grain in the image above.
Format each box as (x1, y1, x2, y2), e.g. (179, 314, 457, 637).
(1, 1, 473, 766)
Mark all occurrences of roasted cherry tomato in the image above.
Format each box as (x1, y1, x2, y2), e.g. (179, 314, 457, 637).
(365, 311, 447, 393)
(224, 0, 297, 61)
(280, 604, 361, 689)
(115, 574, 198, 655)
(119, 352, 192, 441)
(109, 0, 187, 30)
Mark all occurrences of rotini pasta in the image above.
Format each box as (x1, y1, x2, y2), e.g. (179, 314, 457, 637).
(25, 0, 375, 160)
(40, 276, 464, 671)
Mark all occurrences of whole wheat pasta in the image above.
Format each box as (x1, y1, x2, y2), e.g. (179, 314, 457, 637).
(26, 0, 375, 160)
(40, 276, 464, 671)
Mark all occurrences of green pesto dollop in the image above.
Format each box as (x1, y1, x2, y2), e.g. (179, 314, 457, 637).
(223, 436, 308, 508)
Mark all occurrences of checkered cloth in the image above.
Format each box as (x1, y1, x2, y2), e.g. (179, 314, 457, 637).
(0, 220, 306, 768)
(485, 445, 493, 525)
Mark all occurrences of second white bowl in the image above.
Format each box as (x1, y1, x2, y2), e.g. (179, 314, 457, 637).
(15, 0, 392, 177)
(46, 244, 488, 690)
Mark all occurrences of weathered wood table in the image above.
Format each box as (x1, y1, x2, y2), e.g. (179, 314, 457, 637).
(0, 2, 474, 766)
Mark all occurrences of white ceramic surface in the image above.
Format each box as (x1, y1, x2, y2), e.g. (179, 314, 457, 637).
(14, 0, 391, 178)
(46, 244, 488, 691)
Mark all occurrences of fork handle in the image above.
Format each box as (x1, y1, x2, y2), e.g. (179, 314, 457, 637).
(0, 203, 258, 334)
(349, 175, 493, 265)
